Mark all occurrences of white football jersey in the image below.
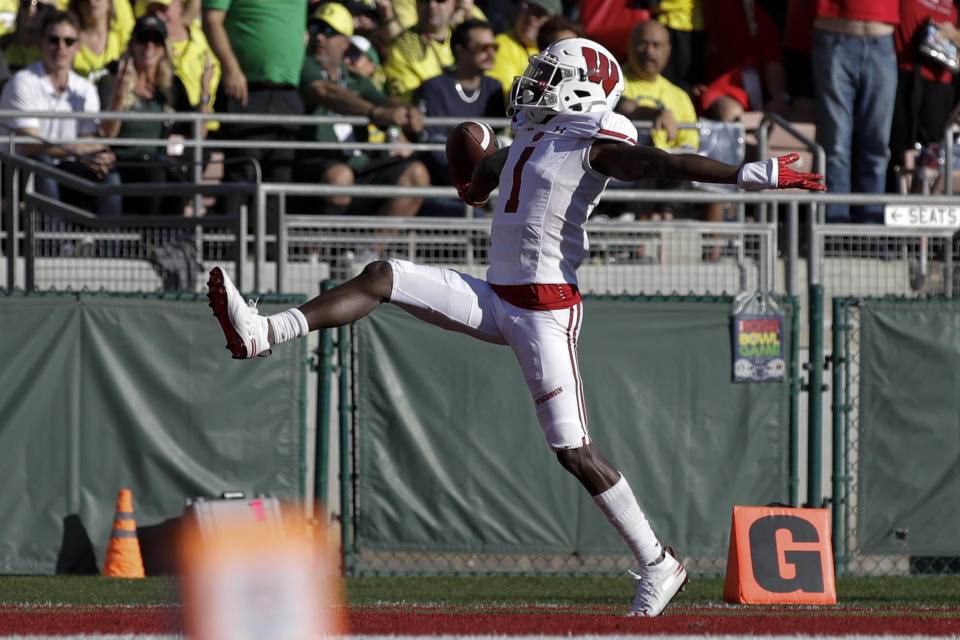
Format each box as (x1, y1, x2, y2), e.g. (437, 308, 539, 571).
(486, 110, 638, 286)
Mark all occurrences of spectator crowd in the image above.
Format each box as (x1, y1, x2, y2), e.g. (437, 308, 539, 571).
(0, 0, 958, 224)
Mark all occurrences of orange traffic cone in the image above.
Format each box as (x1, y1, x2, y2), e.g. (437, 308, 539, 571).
(102, 489, 145, 578)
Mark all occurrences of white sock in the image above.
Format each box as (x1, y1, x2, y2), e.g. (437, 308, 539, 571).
(267, 308, 309, 345)
(592, 474, 662, 566)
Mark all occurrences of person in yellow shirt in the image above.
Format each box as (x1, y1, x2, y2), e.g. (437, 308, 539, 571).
(68, 0, 133, 81)
(617, 19, 697, 152)
(0, 0, 17, 37)
(383, 0, 455, 103)
(60, 0, 133, 32)
(647, 0, 704, 94)
(134, 0, 197, 22)
(391, 0, 484, 30)
(614, 19, 699, 222)
(488, 0, 559, 103)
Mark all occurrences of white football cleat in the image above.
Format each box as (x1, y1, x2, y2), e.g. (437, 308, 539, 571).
(627, 546, 688, 617)
(207, 267, 271, 359)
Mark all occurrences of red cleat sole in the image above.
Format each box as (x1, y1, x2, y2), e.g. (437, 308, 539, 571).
(207, 267, 248, 359)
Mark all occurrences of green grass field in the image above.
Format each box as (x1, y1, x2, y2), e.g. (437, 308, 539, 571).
(1, 575, 958, 609)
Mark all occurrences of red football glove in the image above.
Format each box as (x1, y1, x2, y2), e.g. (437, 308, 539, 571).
(455, 182, 488, 207)
(738, 154, 827, 191)
(777, 153, 826, 191)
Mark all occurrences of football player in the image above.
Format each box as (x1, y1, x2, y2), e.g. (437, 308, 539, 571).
(207, 37, 824, 617)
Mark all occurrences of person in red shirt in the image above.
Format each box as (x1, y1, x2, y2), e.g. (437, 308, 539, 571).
(696, 0, 788, 122)
(782, 0, 817, 121)
(888, 0, 960, 192)
(812, 0, 899, 223)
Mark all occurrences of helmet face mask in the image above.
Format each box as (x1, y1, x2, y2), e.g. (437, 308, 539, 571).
(508, 38, 624, 124)
(508, 56, 578, 117)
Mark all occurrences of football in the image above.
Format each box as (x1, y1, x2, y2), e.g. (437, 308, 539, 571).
(446, 121, 498, 185)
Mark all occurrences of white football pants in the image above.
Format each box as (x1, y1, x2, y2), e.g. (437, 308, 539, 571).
(387, 258, 590, 450)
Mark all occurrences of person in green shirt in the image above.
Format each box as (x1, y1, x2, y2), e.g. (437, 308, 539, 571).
(295, 2, 428, 217)
(201, 0, 306, 223)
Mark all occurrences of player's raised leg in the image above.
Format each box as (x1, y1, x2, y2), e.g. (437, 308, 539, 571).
(207, 261, 393, 360)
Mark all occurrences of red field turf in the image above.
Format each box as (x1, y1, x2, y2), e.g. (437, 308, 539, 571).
(1, 604, 959, 636)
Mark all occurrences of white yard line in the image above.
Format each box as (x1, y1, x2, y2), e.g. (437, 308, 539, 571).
(0, 635, 950, 640)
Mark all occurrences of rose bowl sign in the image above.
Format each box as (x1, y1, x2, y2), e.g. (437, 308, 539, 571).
(732, 313, 785, 382)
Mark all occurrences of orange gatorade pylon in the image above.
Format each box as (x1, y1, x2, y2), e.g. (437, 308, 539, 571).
(102, 489, 146, 578)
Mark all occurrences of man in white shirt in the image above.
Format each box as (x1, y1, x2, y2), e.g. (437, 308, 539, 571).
(206, 37, 825, 617)
(0, 10, 121, 216)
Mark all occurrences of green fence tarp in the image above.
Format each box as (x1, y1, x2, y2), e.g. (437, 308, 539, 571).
(0, 293, 306, 574)
(355, 299, 791, 559)
(858, 299, 960, 556)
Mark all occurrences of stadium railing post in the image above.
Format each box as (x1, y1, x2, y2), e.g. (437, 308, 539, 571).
(315, 279, 337, 520)
(830, 297, 850, 575)
(789, 296, 801, 507)
(338, 324, 355, 574)
(806, 283, 825, 508)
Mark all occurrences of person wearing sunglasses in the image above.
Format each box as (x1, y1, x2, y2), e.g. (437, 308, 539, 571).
(414, 18, 503, 211)
(294, 2, 428, 217)
(135, 0, 221, 121)
(0, 10, 122, 217)
(488, 0, 561, 108)
(343, 34, 383, 90)
(97, 14, 208, 216)
(0, 0, 57, 73)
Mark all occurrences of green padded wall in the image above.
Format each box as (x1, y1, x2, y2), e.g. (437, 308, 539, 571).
(0, 293, 306, 574)
(858, 299, 960, 556)
(354, 299, 792, 561)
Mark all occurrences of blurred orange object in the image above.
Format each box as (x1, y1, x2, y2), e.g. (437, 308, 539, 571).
(179, 503, 343, 640)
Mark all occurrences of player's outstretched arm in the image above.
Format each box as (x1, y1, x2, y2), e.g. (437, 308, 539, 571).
(590, 141, 826, 191)
(461, 146, 510, 206)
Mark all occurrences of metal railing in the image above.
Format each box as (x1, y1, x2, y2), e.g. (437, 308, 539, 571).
(6, 143, 960, 300)
(1, 149, 251, 291)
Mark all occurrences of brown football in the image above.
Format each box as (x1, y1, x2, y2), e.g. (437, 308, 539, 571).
(446, 121, 498, 185)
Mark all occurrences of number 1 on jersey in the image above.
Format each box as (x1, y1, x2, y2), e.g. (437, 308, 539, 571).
(504, 146, 535, 214)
